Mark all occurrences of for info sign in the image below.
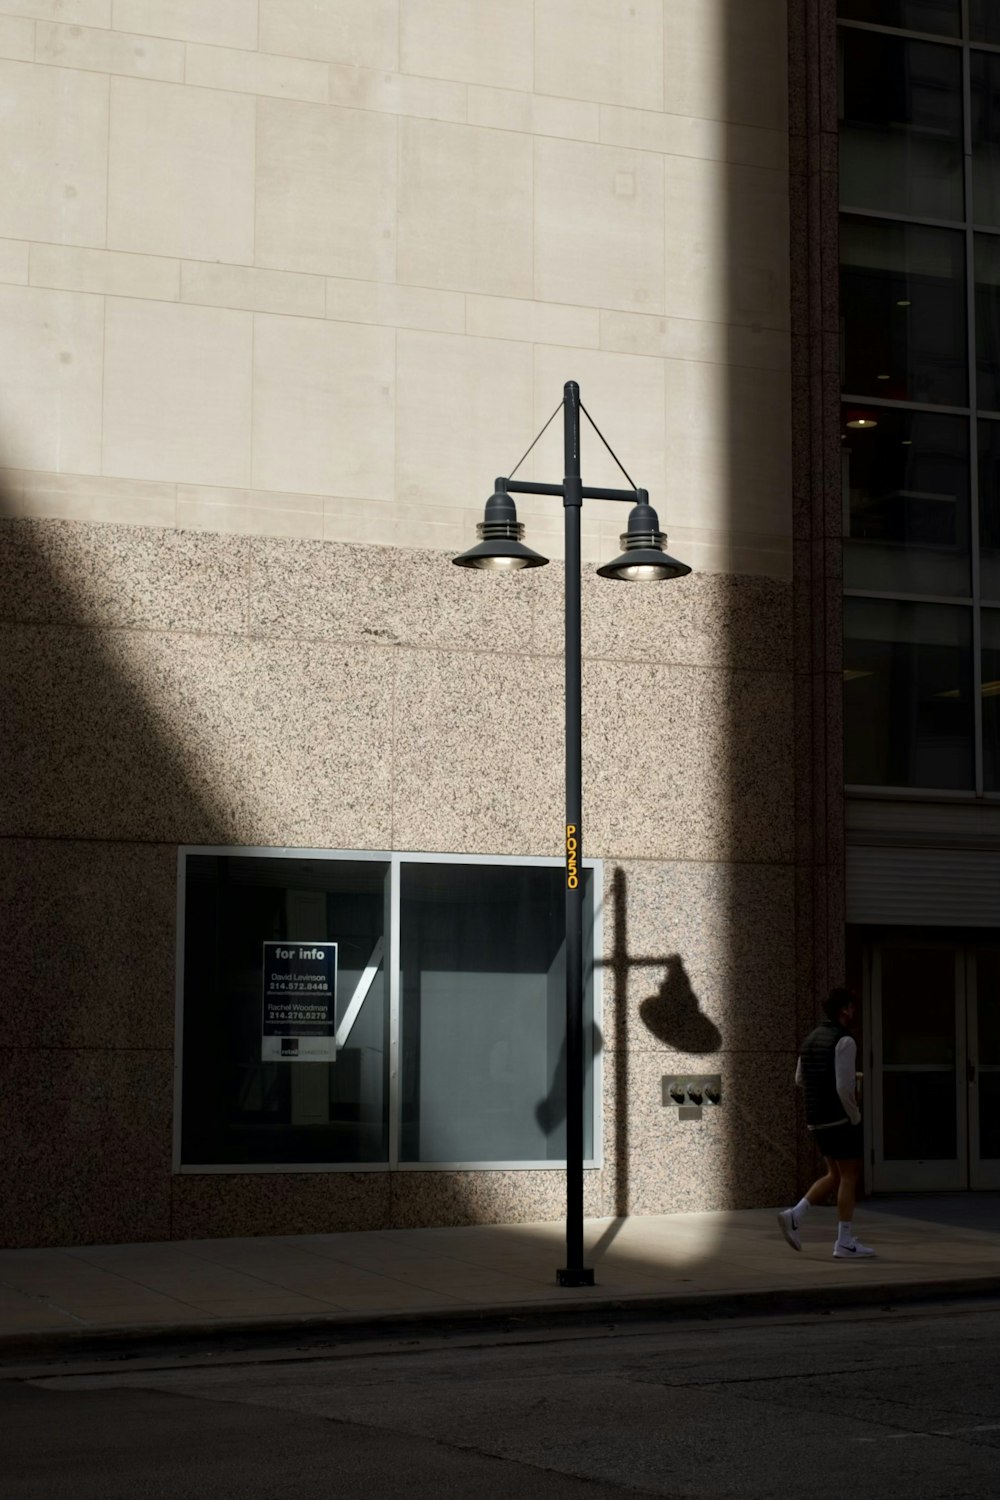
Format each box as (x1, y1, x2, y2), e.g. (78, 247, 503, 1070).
(261, 942, 338, 1063)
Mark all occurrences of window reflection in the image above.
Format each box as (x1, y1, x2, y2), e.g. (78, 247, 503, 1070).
(975, 235, 1000, 411)
(844, 598, 974, 788)
(843, 406, 969, 594)
(840, 31, 963, 221)
(972, 51, 1000, 227)
(841, 216, 967, 406)
(971, 1, 1000, 44)
(838, 0, 961, 35)
(980, 609, 1000, 790)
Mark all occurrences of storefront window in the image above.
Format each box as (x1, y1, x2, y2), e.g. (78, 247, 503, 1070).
(399, 862, 595, 1164)
(177, 851, 600, 1172)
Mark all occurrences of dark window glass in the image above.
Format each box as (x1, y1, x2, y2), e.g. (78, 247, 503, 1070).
(971, 1, 1000, 43)
(840, 31, 963, 220)
(980, 609, 1000, 788)
(883, 1073, 958, 1157)
(181, 855, 389, 1166)
(838, 0, 960, 34)
(399, 863, 595, 1164)
(844, 598, 974, 787)
(842, 405, 969, 593)
(977, 420, 1000, 598)
(972, 51, 1000, 227)
(975, 235, 1000, 410)
(841, 216, 968, 406)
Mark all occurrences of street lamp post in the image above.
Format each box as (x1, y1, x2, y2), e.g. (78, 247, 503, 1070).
(454, 381, 690, 1286)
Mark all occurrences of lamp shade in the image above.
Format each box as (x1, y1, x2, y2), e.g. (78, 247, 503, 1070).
(453, 483, 549, 571)
(597, 494, 690, 582)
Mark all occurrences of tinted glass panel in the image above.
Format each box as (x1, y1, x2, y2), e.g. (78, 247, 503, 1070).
(972, 51, 1000, 227)
(975, 235, 1000, 410)
(840, 31, 963, 220)
(971, 2, 1000, 43)
(181, 855, 389, 1166)
(399, 863, 595, 1164)
(838, 0, 960, 35)
(980, 609, 1000, 788)
(842, 405, 969, 593)
(974, 950, 1000, 1064)
(977, 421, 1000, 599)
(881, 946, 957, 1063)
(883, 1073, 958, 1158)
(841, 217, 967, 405)
(844, 598, 974, 787)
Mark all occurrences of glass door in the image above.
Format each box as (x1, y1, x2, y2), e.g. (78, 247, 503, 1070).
(870, 943, 967, 1191)
(969, 949, 1000, 1189)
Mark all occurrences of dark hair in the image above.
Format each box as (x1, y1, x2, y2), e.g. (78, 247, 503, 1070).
(823, 987, 855, 1022)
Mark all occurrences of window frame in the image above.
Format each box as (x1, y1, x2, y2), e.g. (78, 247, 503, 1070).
(173, 846, 604, 1176)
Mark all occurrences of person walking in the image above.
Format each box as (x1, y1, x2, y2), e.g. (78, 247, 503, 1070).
(778, 987, 876, 1259)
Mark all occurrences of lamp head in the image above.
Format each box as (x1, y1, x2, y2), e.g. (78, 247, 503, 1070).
(597, 492, 691, 582)
(453, 481, 549, 571)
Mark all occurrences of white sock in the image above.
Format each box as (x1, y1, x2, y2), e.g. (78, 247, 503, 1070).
(837, 1221, 853, 1247)
(793, 1197, 811, 1222)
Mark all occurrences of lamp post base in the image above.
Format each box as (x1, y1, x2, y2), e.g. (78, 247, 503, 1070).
(556, 1267, 595, 1287)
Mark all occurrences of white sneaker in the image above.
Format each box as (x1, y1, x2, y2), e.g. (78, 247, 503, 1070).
(833, 1238, 876, 1259)
(777, 1208, 801, 1251)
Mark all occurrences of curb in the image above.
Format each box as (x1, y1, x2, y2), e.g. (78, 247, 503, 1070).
(3, 1274, 999, 1366)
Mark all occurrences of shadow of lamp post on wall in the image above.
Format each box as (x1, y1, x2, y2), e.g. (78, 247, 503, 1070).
(453, 380, 691, 1287)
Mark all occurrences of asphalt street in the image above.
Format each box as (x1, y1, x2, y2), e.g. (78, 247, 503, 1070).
(2, 1299, 999, 1499)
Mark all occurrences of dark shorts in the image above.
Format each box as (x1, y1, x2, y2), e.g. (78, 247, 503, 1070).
(811, 1120, 863, 1161)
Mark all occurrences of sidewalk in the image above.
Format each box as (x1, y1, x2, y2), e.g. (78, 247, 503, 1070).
(1, 1197, 997, 1356)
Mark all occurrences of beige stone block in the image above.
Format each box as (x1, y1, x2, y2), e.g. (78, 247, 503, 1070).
(400, 0, 532, 90)
(0, 60, 108, 246)
(530, 344, 666, 501)
(108, 78, 254, 262)
(328, 63, 466, 122)
(259, 0, 398, 69)
(534, 137, 664, 314)
(325, 278, 464, 333)
(663, 0, 787, 133)
(466, 295, 598, 349)
(252, 314, 395, 499)
(0, 1, 107, 20)
(0, 13, 34, 57)
(467, 85, 531, 133)
(36, 19, 184, 77)
(181, 261, 324, 318)
(112, 0, 258, 48)
(103, 298, 252, 486)
(323, 496, 398, 547)
(8, 468, 177, 525)
(398, 118, 532, 298)
(185, 42, 328, 102)
(177, 488, 325, 540)
(0, 285, 103, 474)
(396, 330, 532, 509)
(663, 155, 789, 330)
(599, 104, 785, 171)
(661, 358, 792, 539)
(255, 98, 397, 280)
(30, 243, 180, 299)
(0, 238, 29, 284)
(599, 311, 790, 372)
(535, 0, 663, 111)
(531, 94, 599, 143)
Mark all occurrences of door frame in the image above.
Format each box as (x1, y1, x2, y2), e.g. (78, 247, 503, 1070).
(968, 949, 1000, 1190)
(866, 941, 968, 1193)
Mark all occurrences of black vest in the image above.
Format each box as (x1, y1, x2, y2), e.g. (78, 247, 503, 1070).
(800, 1020, 850, 1129)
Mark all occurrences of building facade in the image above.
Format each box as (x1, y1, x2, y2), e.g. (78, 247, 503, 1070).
(1, 0, 986, 1251)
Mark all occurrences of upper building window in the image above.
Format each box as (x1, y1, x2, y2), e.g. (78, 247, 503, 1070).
(838, 0, 961, 37)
